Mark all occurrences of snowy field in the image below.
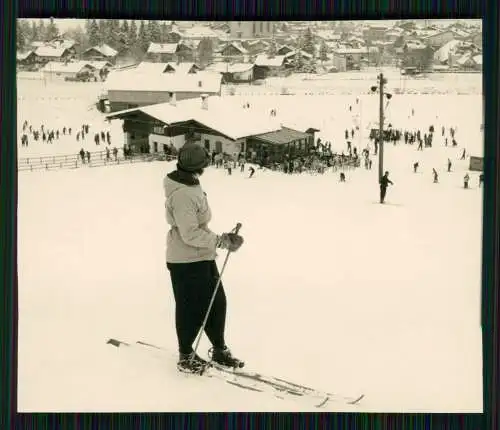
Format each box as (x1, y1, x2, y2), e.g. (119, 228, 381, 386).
(17, 71, 484, 412)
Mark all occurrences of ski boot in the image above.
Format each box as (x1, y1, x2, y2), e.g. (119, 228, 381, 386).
(177, 352, 209, 375)
(209, 346, 245, 369)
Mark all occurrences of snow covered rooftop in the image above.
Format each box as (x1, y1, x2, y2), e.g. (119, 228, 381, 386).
(434, 39, 462, 63)
(85, 44, 118, 57)
(254, 54, 286, 67)
(134, 61, 199, 74)
(34, 46, 68, 57)
(182, 26, 220, 39)
(41, 61, 94, 74)
(106, 96, 283, 141)
(472, 54, 482, 65)
(147, 43, 178, 54)
(333, 47, 369, 55)
(17, 51, 34, 60)
(223, 42, 249, 54)
(105, 69, 222, 93)
(205, 63, 254, 74)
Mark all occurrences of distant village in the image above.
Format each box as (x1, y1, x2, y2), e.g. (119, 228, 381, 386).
(17, 20, 482, 83)
(17, 20, 483, 171)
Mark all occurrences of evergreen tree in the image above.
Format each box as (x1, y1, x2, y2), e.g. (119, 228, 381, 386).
(108, 19, 122, 47)
(98, 19, 108, 44)
(45, 17, 59, 41)
(88, 19, 100, 47)
(65, 25, 89, 52)
(31, 20, 39, 41)
(319, 41, 329, 63)
(160, 21, 169, 43)
(16, 20, 27, 51)
(121, 20, 130, 45)
(197, 37, 214, 66)
(138, 20, 149, 52)
(148, 20, 161, 43)
(37, 19, 46, 41)
(302, 27, 315, 56)
(129, 20, 138, 46)
(267, 37, 278, 58)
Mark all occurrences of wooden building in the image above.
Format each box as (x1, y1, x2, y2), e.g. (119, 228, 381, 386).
(104, 70, 223, 112)
(105, 95, 314, 159)
(81, 44, 118, 63)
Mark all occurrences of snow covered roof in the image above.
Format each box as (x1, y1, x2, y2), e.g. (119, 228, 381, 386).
(105, 69, 222, 93)
(205, 63, 254, 73)
(34, 46, 68, 57)
(222, 42, 249, 54)
(17, 51, 34, 60)
(182, 26, 220, 39)
(48, 39, 76, 50)
(31, 41, 46, 48)
(456, 53, 475, 66)
(433, 39, 462, 62)
(41, 61, 94, 73)
(283, 50, 313, 59)
(84, 44, 118, 57)
(254, 54, 286, 67)
(147, 43, 178, 54)
(315, 31, 341, 41)
(107, 96, 283, 141)
(134, 61, 199, 74)
(333, 48, 369, 55)
(472, 54, 482, 65)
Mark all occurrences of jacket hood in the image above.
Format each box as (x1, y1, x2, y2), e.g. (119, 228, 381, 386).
(163, 169, 200, 199)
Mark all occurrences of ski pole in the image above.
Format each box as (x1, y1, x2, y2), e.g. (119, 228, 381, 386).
(191, 222, 242, 363)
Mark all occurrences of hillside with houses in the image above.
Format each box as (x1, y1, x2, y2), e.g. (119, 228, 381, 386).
(17, 20, 482, 80)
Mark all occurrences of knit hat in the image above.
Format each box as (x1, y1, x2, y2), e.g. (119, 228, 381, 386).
(177, 142, 210, 172)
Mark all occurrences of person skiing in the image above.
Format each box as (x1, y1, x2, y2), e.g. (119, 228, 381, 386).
(433, 168, 439, 183)
(447, 158, 452, 172)
(379, 171, 393, 204)
(464, 173, 470, 189)
(163, 142, 245, 374)
(248, 166, 255, 178)
(413, 162, 419, 173)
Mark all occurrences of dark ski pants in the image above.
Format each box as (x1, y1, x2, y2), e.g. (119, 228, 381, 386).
(380, 186, 387, 203)
(167, 260, 226, 355)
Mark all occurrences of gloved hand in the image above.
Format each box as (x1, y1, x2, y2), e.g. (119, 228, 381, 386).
(217, 233, 244, 252)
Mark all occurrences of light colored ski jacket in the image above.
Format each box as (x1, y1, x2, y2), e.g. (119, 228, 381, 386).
(163, 170, 219, 263)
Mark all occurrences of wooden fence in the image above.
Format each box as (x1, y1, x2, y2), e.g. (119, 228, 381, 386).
(18, 149, 177, 172)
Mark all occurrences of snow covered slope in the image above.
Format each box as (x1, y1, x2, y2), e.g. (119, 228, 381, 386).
(17, 72, 483, 412)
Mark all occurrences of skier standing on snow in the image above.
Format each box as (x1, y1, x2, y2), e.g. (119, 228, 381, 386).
(248, 166, 255, 178)
(433, 168, 439, 183)
(464, 173, 470, 189)
(479, 173, 484, 187)
(379, 171, 393, 204)
(163, 143, 245, 374)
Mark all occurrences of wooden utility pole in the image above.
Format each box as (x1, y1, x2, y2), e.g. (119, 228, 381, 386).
(378, 73, 385, 180)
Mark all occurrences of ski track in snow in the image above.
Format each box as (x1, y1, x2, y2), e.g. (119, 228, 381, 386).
(17, 73, 483, 412)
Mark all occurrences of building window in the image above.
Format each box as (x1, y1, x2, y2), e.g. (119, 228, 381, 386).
(153, 126, 165, 135)
(204, 139, 210, 150)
